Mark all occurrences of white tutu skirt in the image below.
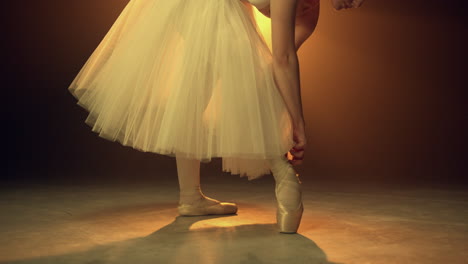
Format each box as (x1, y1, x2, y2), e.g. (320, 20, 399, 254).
(69, 0, 295, 180)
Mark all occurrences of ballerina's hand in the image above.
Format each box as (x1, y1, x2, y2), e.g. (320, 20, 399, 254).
(331, 0, 365, 10)
(351, 0, 365, 8)
(285, 122, 307, 166)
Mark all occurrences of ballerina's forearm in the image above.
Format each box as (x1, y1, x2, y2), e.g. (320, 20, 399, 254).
(272, 54, 305, 128)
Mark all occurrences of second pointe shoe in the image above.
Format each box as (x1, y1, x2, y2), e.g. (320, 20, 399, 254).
(270, 157, 304, 233)
(178, 195, 238, 216)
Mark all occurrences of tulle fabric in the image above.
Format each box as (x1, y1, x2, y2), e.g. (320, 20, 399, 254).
(68, 0, 295, 180)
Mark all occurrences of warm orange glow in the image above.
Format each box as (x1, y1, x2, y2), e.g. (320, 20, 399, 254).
(253, 9, 272, 51)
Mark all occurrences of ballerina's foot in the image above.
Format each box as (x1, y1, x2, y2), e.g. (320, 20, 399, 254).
(270, 158, 304, 234)
(178, 195, 238, 216)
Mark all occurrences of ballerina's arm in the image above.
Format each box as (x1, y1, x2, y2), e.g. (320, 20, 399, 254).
(258, 0, 320, 52)
(270, 0, 305, 128)
(294, 0, 320, 51)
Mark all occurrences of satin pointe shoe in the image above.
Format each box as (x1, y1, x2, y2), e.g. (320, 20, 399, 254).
(270, 156, 304, 233)
(178, 195, 238, 216)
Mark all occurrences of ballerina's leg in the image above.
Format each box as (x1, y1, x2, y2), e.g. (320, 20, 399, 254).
(175, 154, 238, 216)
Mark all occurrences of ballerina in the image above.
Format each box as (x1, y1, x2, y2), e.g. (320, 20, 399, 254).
(68, 0, 365, 234)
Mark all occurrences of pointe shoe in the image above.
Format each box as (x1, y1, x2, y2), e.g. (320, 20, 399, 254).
(178, 196, 238, 216)
(276, 197, 303, 234)
(271, 158, 304, 233)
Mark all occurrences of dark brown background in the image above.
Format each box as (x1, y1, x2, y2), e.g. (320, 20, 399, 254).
(4, 0, 466, 184)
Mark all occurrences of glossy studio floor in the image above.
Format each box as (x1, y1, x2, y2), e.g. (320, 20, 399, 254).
(1, 161, 467, 264)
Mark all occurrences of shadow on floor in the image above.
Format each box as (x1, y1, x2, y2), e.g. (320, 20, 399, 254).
(4, 214, 343, 264)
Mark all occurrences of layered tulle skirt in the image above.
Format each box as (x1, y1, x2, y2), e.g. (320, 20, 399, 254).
(68, 0, 295, 180)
